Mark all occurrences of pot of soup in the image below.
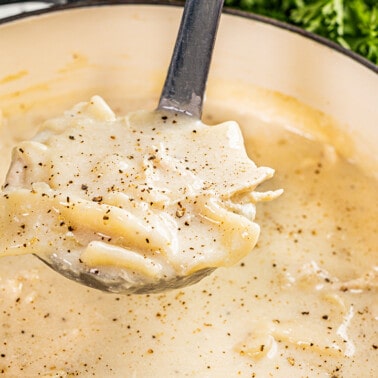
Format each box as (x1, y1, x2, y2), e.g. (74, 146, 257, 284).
(0, 1, 377, 376)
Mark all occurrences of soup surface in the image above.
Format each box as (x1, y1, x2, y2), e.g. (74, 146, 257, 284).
(0, 86, 377, 377)
(0, 96, 279, 292)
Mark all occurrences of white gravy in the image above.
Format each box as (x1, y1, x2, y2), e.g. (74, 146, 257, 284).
(0, 89, 376, 377)
(0, 96, 279, 291)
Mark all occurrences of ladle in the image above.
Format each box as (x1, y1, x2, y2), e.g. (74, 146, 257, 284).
(41, 0, 225, 294)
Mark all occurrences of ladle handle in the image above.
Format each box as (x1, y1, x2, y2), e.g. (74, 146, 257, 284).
(158, 0, 224, 119)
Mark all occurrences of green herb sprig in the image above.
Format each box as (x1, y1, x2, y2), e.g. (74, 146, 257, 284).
(225, 0, 378, 64)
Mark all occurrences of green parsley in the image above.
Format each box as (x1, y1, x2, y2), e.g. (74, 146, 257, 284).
(225, 0, 378, 64)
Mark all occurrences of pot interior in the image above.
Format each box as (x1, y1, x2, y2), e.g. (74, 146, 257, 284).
(0, 4, 377, 173)
(0, 4, 377, 377)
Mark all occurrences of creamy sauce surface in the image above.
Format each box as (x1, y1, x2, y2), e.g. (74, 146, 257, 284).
(0, 90, 377, 377)
(0, 96, 278, 292)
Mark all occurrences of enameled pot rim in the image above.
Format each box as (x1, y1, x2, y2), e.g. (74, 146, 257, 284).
(1, 0, 377, 75)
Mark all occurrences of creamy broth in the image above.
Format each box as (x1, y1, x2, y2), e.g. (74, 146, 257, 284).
(0, 97, 279, 291)
(0, 90, 377, 377)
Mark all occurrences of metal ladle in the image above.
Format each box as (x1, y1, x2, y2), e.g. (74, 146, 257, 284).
(41, 0, 225, 294)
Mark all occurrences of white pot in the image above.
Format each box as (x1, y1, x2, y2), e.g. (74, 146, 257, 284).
(1, 1, 377, 173)
(0, 2, 377, 376)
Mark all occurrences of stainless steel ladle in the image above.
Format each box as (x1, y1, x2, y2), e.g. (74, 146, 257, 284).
(41, 0, 225, 294)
